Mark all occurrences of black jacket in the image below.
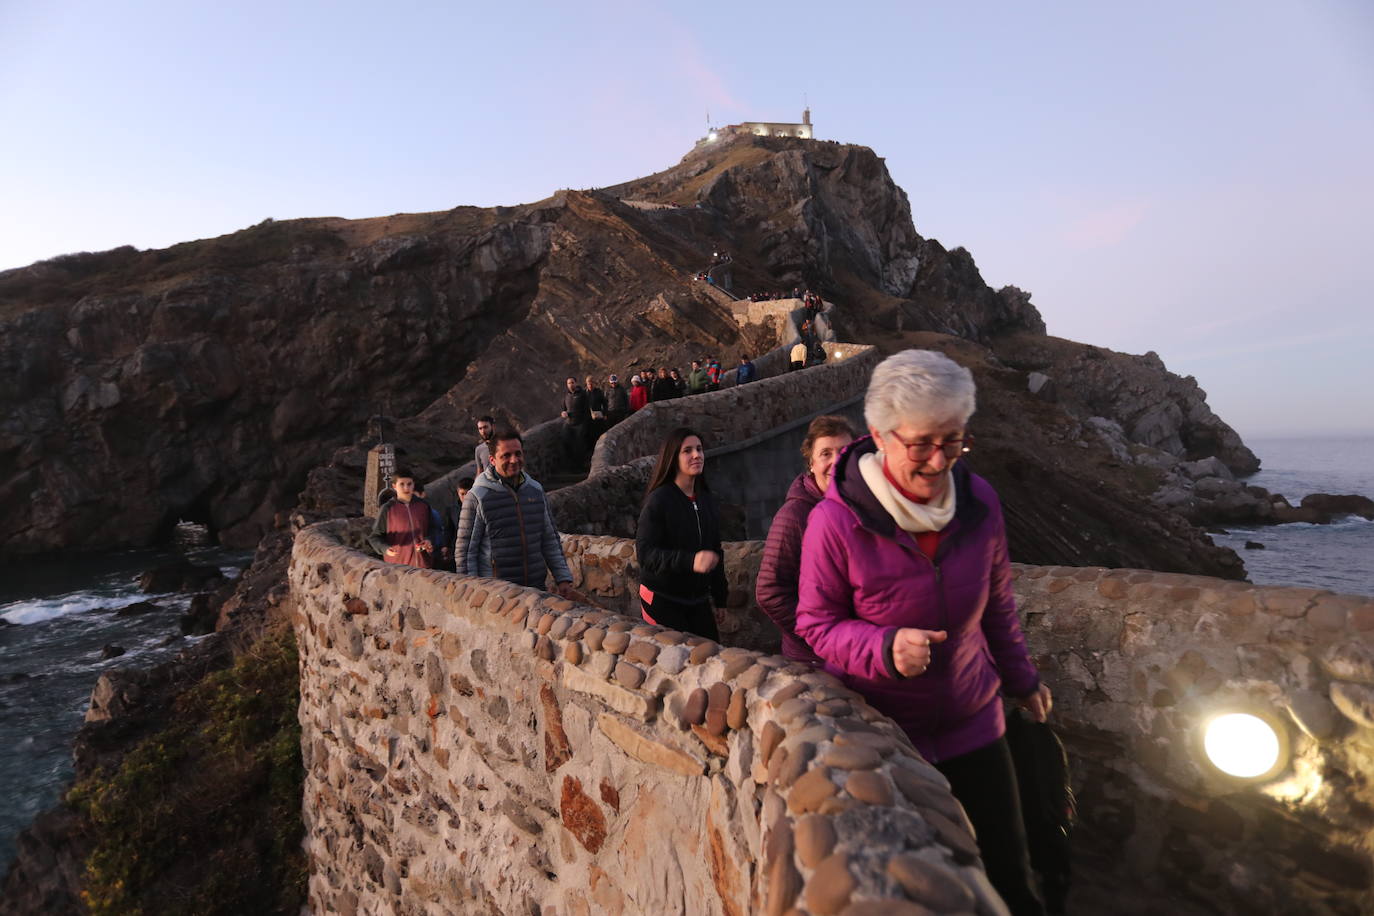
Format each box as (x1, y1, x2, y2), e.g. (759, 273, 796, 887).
(605, 383, 630, 415)
(636, 483, 728, 606)
(650, 376, 676, 402)
(586, 386, 607, 415)
(563, 387, 589, 425)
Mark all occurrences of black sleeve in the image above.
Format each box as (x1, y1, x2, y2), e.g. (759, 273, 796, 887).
(367, 503, 391, 556)
(636, 490, 694, 578)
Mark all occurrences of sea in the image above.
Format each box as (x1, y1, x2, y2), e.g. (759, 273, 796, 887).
(1209, 435, 1374, 597)
(0, 437, 1370, 873)
(0, 530, 249, 870)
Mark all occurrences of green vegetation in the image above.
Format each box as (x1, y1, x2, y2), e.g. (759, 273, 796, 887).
(67, 627, 307, 916)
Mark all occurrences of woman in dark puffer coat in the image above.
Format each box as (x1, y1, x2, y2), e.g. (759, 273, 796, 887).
(755, 415, 854, 664)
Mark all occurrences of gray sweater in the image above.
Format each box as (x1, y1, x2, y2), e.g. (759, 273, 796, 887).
(455, 468, 572, 588)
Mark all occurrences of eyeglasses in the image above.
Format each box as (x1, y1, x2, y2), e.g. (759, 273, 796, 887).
(886, 431, 973, 462)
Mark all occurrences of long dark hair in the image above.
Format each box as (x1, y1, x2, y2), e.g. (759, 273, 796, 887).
(644, 426, 709, 501)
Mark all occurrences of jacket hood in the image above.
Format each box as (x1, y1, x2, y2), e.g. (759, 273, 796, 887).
(827, 435, 984, 538)
(785, 470, 824, 506)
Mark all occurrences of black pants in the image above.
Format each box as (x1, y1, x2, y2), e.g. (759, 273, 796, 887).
(640, 593, 719, 641)
(935, 737, 1045, 916)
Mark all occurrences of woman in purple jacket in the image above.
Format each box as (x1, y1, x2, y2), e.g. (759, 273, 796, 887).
(755, 415, 855, 664)
(796, 349, 1051, 916)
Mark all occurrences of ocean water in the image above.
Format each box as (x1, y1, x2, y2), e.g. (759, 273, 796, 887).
(0, 538, 248, 870)
(1210, 435, 1374, 597)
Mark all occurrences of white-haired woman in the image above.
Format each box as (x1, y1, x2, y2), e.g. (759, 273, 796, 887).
(796, 349, 1051, 916)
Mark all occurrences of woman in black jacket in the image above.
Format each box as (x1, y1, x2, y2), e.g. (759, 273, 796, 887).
(636, 426, 728, 640)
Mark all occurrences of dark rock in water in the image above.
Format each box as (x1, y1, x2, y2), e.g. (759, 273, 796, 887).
(1301, 493, 1374, 520)
(0, 617, 12, 626)
(114, 600, 160, 617)
(1245, 541, 1266, 550)
(138, 560, 228, 594)
(1, 671, 35, 684)
(100, 644, 126, 659)
(179, 593, 220, 636)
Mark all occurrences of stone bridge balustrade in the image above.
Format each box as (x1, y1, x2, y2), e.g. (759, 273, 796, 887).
(589, 342, 878, 478)
(291, 521, 999, 916)
(1012, 565, 1374, 913)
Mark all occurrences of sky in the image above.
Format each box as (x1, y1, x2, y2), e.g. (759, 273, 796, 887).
(2, 0, 1371, 439)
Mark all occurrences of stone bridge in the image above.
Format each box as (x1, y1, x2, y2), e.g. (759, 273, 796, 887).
(308, 334, 1374, 914)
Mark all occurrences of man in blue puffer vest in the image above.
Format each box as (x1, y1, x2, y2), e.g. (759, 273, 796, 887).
(454, 427, 575, 596)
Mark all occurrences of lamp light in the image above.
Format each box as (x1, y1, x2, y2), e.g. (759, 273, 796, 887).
(1202, 711, 1289, 781)
(708, 131, 718, 142)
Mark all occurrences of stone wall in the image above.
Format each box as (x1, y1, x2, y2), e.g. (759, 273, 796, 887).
(560, 533, 779, 656)
(1014, 566, 1374, 914)
(590, 343, 878, 477)
(291, 521, 996, 916)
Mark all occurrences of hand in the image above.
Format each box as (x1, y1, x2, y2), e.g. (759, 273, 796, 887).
(1018, 683, 1053, 723)
(385, 546, 399, 558)
(892, 628, 947, 677)
(418, 539, 433, 553)
(441, 548, 451, 560)
(554, 581, 576, 599)
(692, 550, 720, 574)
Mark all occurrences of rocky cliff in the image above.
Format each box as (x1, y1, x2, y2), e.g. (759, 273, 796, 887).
(0, 134, 1248, 575)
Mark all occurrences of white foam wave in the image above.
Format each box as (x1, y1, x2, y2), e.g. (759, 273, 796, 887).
(0, 593, 148, 626)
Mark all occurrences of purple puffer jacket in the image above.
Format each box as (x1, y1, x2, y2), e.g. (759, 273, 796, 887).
(796, 436, 1039, 763)
(755, 472, 826, 666)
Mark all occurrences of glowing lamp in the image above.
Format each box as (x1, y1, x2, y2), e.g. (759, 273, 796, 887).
(1202, 711, 1288, 781)
(708, 131, 718, 142)
(834, 350, 843, 359)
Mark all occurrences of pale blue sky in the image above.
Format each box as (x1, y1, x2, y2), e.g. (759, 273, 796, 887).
(3, 0, 1371, 437)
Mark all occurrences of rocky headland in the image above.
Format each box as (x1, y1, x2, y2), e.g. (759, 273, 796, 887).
(0, 134, 1278, 911)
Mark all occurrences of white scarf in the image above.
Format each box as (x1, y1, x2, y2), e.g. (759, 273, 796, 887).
(858, 451, 956, 533)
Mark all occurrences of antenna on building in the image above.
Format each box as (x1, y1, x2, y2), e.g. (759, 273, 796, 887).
(803, 93, 811, 126)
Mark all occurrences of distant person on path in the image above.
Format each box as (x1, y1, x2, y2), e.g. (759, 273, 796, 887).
(737, 355, 757, 384)
(651, 367, 676, 403)
(455, 429, 575, 596)
(474, 416, 495, 474)
(756, 415, 855, 665)
(368, 469, 436, 568)
(796, 349, 1050, 916)
(706, 358, 722, 390)
(789, 341, 808, 371)
(687, 359, 710, 395)
(629, 374, 650, 411)
(560, 376, 590, 465)
(442, 476, 475, 568)
(605, 374, 630, 426)
(636, 426, 728, 640)
(668, 368, 686, 399)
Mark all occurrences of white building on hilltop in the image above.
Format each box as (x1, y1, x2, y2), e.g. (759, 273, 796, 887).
(698, 109, 814, 146)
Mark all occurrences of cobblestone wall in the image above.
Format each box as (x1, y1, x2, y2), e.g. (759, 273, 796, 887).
(561, 533, 779, 656)
(291, 521, 998, 916)
(1015, 565, 1374, 914)
(303, 496, 1374, 912)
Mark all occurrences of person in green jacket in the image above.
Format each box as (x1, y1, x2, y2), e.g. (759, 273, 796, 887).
(686, 359, 710, 395)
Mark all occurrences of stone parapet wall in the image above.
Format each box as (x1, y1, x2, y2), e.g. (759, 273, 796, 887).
(1014, 565, 1374, 913)
(560, 533, 779, 655)
(291, 521, 996, 916)
(590, 343, 878, 477)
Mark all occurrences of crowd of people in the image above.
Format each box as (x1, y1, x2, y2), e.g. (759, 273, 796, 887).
(367, 348, 1055, 915)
